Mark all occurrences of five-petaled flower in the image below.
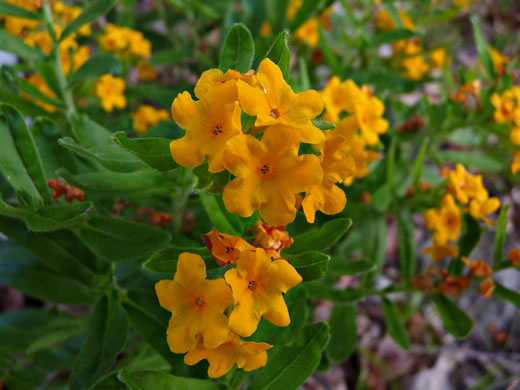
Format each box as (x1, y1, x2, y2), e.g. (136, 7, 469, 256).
(237, 58, 325, 144)
(222, 128, 323, 226)
(224, 248, 302, 337)
(155, 252, 233, 353)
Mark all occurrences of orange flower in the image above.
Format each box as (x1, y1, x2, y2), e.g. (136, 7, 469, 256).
(468, 197, 500, 226)
(424, 194, 461, 246)
(236, 58, 325, 144)
(437, 270, 471, 296)
(448, 164, 488, 204)
(462, 257, 492, 278)
(423, 244, 459, 262)
(202, 228, 254, 266)
(508, 249, 520, 266)
(194, 68, 255, 101)
(170, 80, 241, 172)
(252, 223, 294, 259)
(184, 333, 272, 378)
(479, 277, 495, 299)
(302, 131, 356, 223)
(222, 128, 323, 226)
(155, 253, 233, 353)
(224, 248, 302, 337)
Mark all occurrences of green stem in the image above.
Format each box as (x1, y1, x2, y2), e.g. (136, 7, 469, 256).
(42, 0, 76, 115)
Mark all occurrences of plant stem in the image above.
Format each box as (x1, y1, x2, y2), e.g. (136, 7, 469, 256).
(42, 0, 76, 115)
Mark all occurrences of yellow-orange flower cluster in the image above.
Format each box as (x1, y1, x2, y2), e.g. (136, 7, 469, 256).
(288, 0, 333, 47)
(95, 74, 126, 112)
(491, 87, 520, 174)
(169, 59, 358, 225)
(155, 230, 302, 378)
(100, 23, 152, 58)
(423, 164, 499, 262)
(132, 105, 169, 133)
(374, 8, 432, 80)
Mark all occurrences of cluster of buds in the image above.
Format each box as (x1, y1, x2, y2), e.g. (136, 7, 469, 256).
(110, 200, 174, 229)
(252, 223, 293, 260)
(47, 178, 84, 203)
(396, 114, 425, 133)
(412, 257, 494, 298)
(136, 208, 173, 228)
(509, 249, 520, 266)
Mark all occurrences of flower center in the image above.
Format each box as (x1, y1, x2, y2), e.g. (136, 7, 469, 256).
(196, 297, 204, 306)
(226, 246, 233, 253)
(260, 165, 271, 175)
(248, 281, 256, 290)
(270, 108, 280, 119)
(213, 125, 223, 135)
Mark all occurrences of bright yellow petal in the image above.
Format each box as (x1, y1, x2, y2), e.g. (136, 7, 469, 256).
(169, 136, 205, 167)
(223, 177, 263, 218)
(170, 91, 199, 130)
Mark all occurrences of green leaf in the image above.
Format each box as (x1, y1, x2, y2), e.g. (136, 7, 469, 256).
(219, 23, 255, 73)
(285, 218, 352, 255)
(432, 293, 473, 339)
(286, 252, 329, 281)
(0, 215, 101, 281)
(437, 150, 502, 173)
(311, 118, 336, 130)
(494, 283, 520, 309)
(493, 204, 509, 265)
(361, 216, 388, 288)
(121, 293, 187, 372)
(471, 15, 496, 79)
(0, 244, 98, 304)
(0, 308, 86, 355)
(58, 168, 170, 196)
(69, 113, 113, 148)
(0, 30, 43, 61)
(305, 282, 364, 302)
(264, 31, 291, 79)
(326, 303, 357, 362)
(199, 192, 242, 235)
(2, 367, 46, 390)
(263, 0, 290, 33)
(0, 0, 39, 18)
(249, 323, 330, 390)
(112, 132, 177, 172)
(0, 199, 93, 232)
(60, 0, 117, 41)
(459, 213, 481, 257)
(0, 104, 51, 209)
(395, 207, 416, 285)
(79, 216, 171, 262)
(69, 53, 122, 86)
(119, 370, 224, 390)
(413, 138, 428, 193)
(32, 117, 77, 178)
(143, 247, 216, 274)
(57, 137, 146, 173)
(381, 298, 410, 350)
(328, 257, 375, 275)
(69, 292, 129, 390)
